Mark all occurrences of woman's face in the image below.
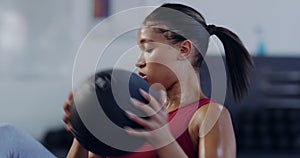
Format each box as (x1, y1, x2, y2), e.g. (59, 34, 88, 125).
(136, 26, 180, 89)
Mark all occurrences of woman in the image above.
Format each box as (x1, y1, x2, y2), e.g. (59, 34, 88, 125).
(64, 3, 253, 158)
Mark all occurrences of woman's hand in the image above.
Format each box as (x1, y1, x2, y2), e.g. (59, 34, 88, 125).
(125, 89, 188, 158)
(124, 89, 174, 148)
(63, 91, 73, 132)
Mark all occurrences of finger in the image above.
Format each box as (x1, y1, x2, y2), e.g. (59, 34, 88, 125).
(63, 101, 70, 110)
(130, 98, 165, 124)
(68, 91, 73, 102)
(130, 98, 157, 117)
(64, 92, 73, 109)
(139, 89, 161, 112)
(66, 98, 73, 106)
(126, 110, 156, 130)
(124, 126, 149, 138)
(63, 114, 70, 123)
(63, 116, 72, 131)
(63, 102, 71, 115)
(66, 100, 72, 106)
(63, 115, 71, 129)
(65, 124, 72, 132)
(138, 89, 152, 105)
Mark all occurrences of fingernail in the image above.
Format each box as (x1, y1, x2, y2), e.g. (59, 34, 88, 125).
(123, 126, 131, 130)
(139, 88, 147, 95)
(130, 97, 139, 104)
(160, 90, 166, 96)
(125, 110, 135, 117)
(67, 100, 72, 105)
(123, 126, 132, 133)
(159, 90, 166, 101)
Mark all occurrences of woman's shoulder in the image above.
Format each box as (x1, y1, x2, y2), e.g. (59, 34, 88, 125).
(196, 101, 228, 118)
(189, 102, 232, 136)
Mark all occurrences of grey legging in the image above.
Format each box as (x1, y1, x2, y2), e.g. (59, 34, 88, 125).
(0, 123, 56, 158)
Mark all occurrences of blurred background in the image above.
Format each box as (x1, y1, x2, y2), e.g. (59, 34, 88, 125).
(0, 0, 299, 157)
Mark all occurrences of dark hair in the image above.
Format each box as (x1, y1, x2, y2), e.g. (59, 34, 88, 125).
(143, 3, 254, 102)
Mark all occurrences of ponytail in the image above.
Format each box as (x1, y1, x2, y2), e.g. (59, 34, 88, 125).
(208, 25, 254, 102)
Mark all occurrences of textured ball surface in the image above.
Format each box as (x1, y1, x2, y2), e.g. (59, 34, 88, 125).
(69, 69, 155, 156)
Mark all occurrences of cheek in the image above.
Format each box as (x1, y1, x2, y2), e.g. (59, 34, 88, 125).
(147, 63, 178, 88)
(146, 52, 176, 68)
(144, 47, 179, 87)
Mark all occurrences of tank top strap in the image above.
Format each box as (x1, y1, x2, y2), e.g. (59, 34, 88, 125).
(197, 98, 215, 109)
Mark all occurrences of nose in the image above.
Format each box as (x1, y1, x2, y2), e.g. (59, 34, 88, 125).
(135, 53, 146, 68)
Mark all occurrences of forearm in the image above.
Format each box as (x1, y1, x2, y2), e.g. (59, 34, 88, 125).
(67, 138, 88, 158)
(156, 140, 188, 158)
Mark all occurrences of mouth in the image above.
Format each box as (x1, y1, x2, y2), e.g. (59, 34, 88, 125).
(138, 72, 147, 80)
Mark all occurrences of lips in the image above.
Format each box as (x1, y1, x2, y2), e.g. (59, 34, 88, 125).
(138, 72, 147, 80)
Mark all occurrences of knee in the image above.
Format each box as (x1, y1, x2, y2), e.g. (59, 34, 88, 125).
(0, 123, 20, 137)
(0, 123, 17, 131)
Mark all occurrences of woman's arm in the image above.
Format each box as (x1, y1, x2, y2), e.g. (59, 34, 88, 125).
(66, 138, 104, 158)
(67, 138, 89, 158)
(155, 138, 188, 158)
(189, 103, 236, 158)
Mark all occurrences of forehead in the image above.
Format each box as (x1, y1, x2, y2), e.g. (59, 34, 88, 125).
(137, 24, 169, 45)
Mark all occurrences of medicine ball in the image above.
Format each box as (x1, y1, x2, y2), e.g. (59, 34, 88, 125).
(69, 68, 157, 156)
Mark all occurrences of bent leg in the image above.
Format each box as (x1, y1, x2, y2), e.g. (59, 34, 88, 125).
(0, 123, 56, 158)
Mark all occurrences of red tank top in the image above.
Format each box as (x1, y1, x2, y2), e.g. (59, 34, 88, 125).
(108, 98, 212, 158)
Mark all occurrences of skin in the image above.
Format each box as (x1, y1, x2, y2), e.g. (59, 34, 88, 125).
(64, 25, 236, 158)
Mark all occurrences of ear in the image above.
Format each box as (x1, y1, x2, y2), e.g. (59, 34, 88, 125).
(177, 40, 193, 60)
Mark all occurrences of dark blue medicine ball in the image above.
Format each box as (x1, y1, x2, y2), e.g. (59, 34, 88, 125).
(69, 69, 156, 156)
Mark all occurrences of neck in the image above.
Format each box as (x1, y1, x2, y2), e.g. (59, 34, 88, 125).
(166, 70, 206, 112)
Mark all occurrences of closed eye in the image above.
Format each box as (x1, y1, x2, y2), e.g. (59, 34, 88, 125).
(145, 48, 154, 53)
